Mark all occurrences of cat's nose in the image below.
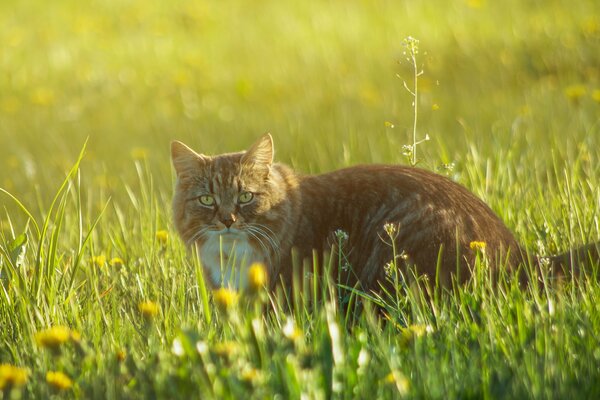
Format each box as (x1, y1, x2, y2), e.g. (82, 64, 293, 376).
(221, 214, 237, 228)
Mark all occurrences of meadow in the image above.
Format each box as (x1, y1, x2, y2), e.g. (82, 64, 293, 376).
(1, 0, 599, 398)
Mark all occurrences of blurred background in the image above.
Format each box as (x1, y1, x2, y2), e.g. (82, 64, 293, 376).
(0, 0, 599, 228)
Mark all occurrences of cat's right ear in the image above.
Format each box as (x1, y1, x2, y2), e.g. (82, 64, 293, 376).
(171, 141, 207, 177)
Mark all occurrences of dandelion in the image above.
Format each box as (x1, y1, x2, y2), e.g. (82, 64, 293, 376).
(138, 301, 160, 319)
(247, 262, 267, 292)
(155, 230, 169, 246)
(0, 364, 28, 390)
(46, 371, 73, 390)
(92, 255, 106, 268)
(240, 367, 262, 384)
(109, 257, 124, 267)
(131, 147, 149, 160)
(469, 241, 487, 251)
(35, 326, 74, 350)
(213, 288, 238, 312)
(564, 84, 587, 104)
(116, 350, 126, 362)
(30, 87, 56, 106)
(213, 341, 238, 358)
(383, 370, 410, 395)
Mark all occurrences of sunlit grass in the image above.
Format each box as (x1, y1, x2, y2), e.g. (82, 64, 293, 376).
(1, 0, 599, 398)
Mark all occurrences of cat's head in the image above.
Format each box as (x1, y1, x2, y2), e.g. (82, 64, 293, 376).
(171, 134, 291, 286)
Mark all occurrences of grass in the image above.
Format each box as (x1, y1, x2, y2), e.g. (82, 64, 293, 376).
(1, 0, 600, 398)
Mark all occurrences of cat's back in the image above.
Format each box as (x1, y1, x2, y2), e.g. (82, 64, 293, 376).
(294, 164, 522, 285)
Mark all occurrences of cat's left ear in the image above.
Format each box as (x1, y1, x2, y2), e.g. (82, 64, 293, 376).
(241, 133, 273, 173)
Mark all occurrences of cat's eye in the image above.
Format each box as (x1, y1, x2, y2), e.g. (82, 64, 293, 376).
(238, 191, 254, 204)
(198, 195, 215, 206)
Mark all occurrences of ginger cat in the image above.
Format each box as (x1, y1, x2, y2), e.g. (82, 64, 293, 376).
(171, 134, 598, 291)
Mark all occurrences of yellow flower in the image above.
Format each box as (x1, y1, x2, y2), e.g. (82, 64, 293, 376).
(109, 257, 124, 267)
(400, 324, 433, 346)
(138, 301, 160, 319)
(564, 84, 587, 103)
(46, 371, 73, 390)
(431, 103, 440, 111)
(213, 288, 238, 312)
(469, 241, 487, 251)
(155, 230, 169, 246)
(592, 89, 600, 103)
(35, 326, 72, 350)
(212, 341, 238, 358)
(131, 147, 149, 160)
(30, 87, 56, 106)
(116, 350, 126, 362)
(383, 370, 410, 394)
(0, 364, 28, 390)
(92, 255, 106, 268)
(247, 262, 267, 292)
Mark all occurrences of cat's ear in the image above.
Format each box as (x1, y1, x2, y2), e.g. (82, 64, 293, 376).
(171, 140, 207, 176)
(241, 133, 273, 172)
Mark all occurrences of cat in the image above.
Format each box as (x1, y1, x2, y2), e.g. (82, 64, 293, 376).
(171, 134, 599, 292)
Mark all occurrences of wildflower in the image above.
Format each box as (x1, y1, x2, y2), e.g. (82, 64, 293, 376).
(400, 324, 433, 345)
(240, 367, 262, 384)
(432, 103, 440, 111)
(213, 341, 238, 358)
(109, 257, 124, 267)
(35, 326, 73, 350)
(46, 371, 73, 390)
(383, 370, 410, 395)
(383, 222, 398, 237)
(30, 88, 56, 106)
(155, 230, 169, 246)
(116, 350, 126, 362)
(172, 338, 185, 357)
(138, 301, 160, 319)
(247, 262, 267, 292)
(564, 84, 587, 104)
(0, 364, 28, 390)
(131, 147, 149, 160)
(334, 229, 349, 242)
(592, 89, 600, 103)
(469, 241, 487, 251)
(213, 288, 238, 312)
(282, 318, 302, 341)
(92, 255, 106, 268)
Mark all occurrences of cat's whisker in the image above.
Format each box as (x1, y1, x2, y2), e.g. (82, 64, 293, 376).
(245, 230, 271, 263)
(246, 225, 280, 262)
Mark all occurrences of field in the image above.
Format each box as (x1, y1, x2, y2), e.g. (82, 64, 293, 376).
(1, 0, 600, 398)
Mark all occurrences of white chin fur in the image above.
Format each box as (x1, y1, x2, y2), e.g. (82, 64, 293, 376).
(196, 230, 265, 290)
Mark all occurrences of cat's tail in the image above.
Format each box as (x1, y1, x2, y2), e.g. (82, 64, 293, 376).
(537, 241, 600, 281)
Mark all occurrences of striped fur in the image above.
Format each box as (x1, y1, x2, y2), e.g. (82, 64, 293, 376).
(171, 135, 598, 292)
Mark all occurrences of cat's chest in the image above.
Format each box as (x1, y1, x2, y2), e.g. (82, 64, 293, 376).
(197, 233, 265, 289)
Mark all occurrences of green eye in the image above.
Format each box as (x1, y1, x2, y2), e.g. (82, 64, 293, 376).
(238, 192, 254, 204)
(199, 195, 215, 206)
